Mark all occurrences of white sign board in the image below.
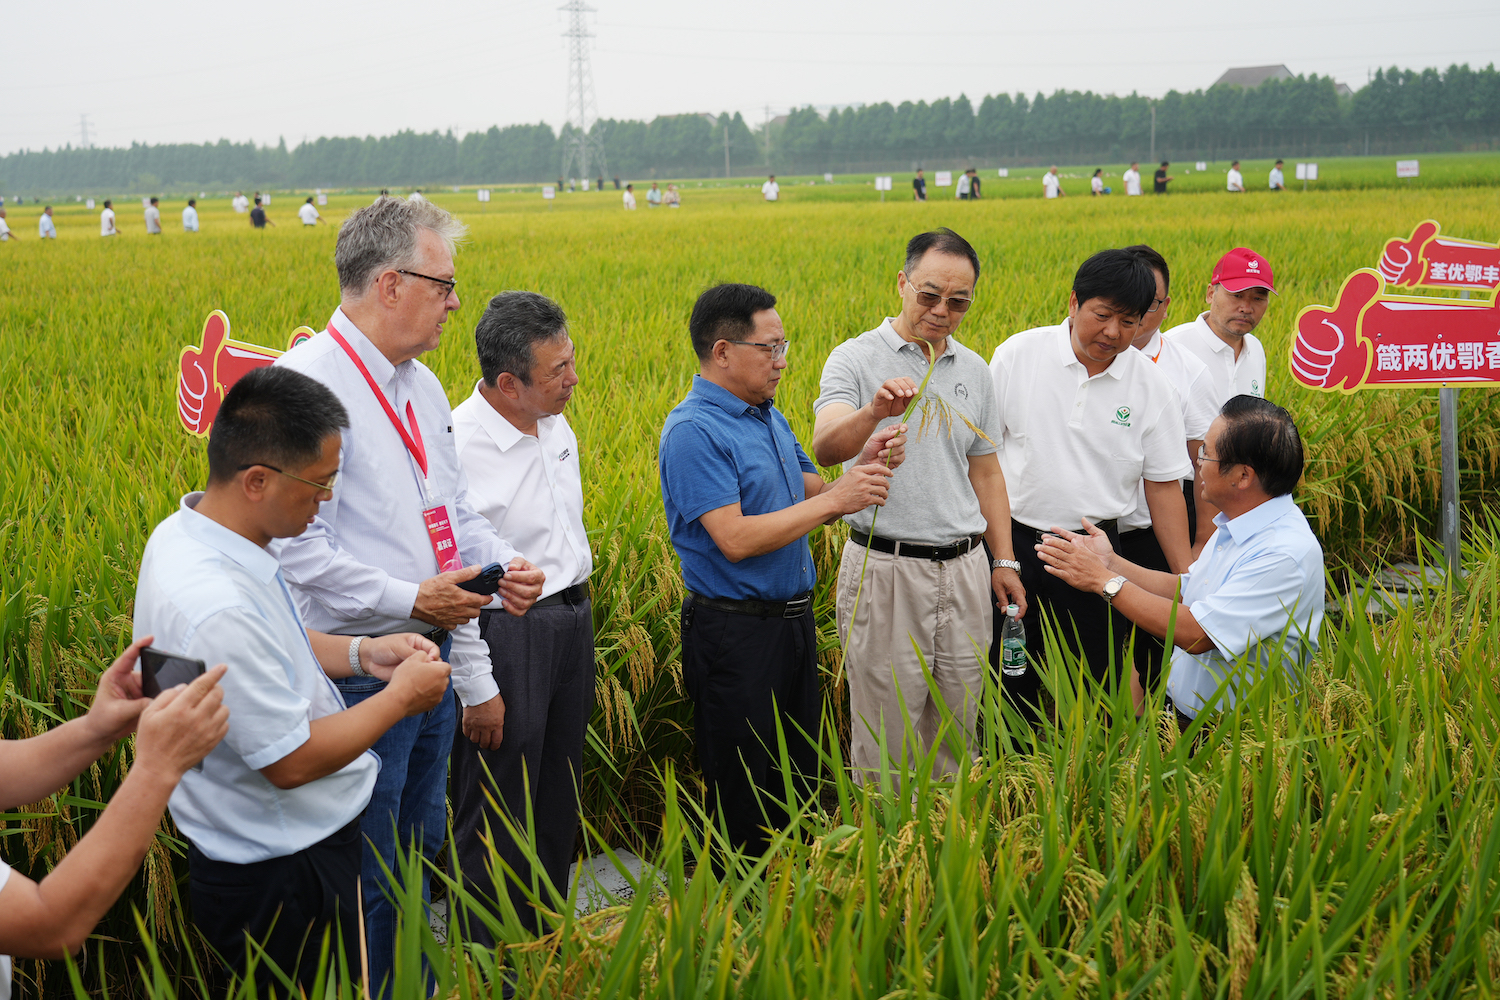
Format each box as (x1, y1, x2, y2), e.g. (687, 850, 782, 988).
(142, 197, 151, 208)
(935, 171, 953, 187)
(262, 194, 270, 204)
(996, 168, 1009, 177)
(1295, 162, 1318, 180)
(317, 194, 327, 206)
(542, 186, 556, 200)
(1397, 159, 1420, 178)
(581, 179, 590, 191)
(824, 173, 833, 183)
(86, 198, 95, 209)
(476, 189, 491, 202)
(1196, 161, 1208, 171)
(874, 176, 892, 191)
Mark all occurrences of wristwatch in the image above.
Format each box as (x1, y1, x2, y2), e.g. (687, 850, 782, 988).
(992, 558, 1021, 572)
(348, 636, 368, 677)
(1101, 576, 1128, 604)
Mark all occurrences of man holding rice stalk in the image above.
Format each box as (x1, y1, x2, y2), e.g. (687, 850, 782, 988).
(814, 228, 1026, 784)
(660, 283, 905, 866)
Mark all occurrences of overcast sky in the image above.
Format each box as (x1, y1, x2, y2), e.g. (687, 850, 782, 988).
(6, 0, 1498, 156)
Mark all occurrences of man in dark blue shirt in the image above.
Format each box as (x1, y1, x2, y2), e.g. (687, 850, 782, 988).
(659, 283, 905, 864)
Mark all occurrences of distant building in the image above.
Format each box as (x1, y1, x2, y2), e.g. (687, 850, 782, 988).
(1214, 65, 1294, 88)
(1335, 82, 1354, 98)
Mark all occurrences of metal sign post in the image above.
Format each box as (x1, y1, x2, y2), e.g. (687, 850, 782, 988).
(1439, 385, 1460, 584)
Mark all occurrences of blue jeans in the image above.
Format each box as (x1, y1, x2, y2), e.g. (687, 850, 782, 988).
(335, 662, 454, 999)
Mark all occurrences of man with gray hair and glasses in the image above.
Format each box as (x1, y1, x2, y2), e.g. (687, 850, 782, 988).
(275, 195, 544, 997)
(449, 291, 594, 944)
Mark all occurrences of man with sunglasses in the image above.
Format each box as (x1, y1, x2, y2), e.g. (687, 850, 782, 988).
(274, 195, 545, 997)
(661, 283, 905, 866)
(988, 248, 1191, 721)
(813, 228, 1024, 786)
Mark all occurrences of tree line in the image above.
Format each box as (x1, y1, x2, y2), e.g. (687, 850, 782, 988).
(3, 63, 1496, 194)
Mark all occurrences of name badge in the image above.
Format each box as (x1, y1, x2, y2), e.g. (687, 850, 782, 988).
(423, 503, 463, 573)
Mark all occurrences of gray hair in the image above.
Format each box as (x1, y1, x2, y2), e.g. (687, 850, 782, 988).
(475, 292, 568, 387)
(335, 195, 468, 295)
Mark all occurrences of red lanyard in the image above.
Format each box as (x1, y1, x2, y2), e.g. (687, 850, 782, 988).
(327, 323, 428, 478)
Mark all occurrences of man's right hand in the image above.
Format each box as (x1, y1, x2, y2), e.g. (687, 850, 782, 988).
(135, 665, 230, 780)
(866, 377, 919, 420)
(412, 565, 493, 630)
(826, 463, 894, 515)
(387, 653, 451, 716)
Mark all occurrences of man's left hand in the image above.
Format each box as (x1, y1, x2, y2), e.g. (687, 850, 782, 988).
(859, 423, 908, 470)
(991, 568, 1027, 617)
(496, 558, 545, 616)
(462, 695, 506, 750)
(361, 633, 442, 681)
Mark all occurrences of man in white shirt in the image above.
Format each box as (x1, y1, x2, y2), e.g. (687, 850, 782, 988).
(989, 248, 1191, 717)
(144, 197, 162, 234)
(273, 195, 544, 996)
(1269, 159, 1286, 191)
(1162, 247, 1275, 546)
(182, 199, 199, 232)
(956, 169, 972, 199)
(646, 182, 662, 207)
(0, 210, 13, 242)
(38, 206, 56, 238)
(100, 200, 117, 236)
(1118, 245, 1217, 707)
(232, 191, 250, 213)
(133, 365, 451, 996)
(450, 291, 593, 944)
(1227, 161, 1244, 192)
(1036, 395, 1323, 728)
(298, 196, 324, 226)
(623, 183, 637, 209)
(762, 174, 779, 201)
(1042, 166, 1064, 199)
(1122, 162, 1142, 196)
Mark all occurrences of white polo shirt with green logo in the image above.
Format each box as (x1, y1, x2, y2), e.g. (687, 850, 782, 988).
(989, 320, 1192, 532)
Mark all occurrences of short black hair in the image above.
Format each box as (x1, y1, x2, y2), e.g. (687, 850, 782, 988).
(206, 367, 349, 485)
(1072, 248, 1156, 318)
(1160, 160, 1169, 166)
(689, 283, 777, 360)
(187, 198, 196, 206)
(104, 199, 112, 207)
(474, 291, 569, 387)
(150, 197, 159, 204)
(1215, 395, 1304, 497)
(904, 228, 981, 283)
(306, 196, 314, 203)
(1123, 244, 1171, 294)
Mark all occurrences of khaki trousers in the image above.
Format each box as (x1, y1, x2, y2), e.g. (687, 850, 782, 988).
(836, 540, 990, 784)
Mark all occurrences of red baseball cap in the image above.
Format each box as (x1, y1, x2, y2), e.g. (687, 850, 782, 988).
(1211, 247, 1276, 293)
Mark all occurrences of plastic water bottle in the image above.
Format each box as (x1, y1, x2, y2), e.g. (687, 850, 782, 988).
(1000, 605, 1027, 677)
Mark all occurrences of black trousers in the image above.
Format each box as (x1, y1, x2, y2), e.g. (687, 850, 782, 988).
(1184, 479, 1200, 547)
(1117, 526, 1171, 692)
(996, 519, 1132, 720)
(680, 598, 820, 867)
(451, 602, 594, 942)
(188, 818, 361, 998)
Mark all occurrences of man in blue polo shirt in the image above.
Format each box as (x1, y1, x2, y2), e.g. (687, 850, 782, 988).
(1034, 395, 1323, 728)
(659, 283, 905, 864)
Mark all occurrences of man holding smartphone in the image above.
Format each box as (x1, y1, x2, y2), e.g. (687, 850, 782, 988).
(133, 366, 452, 996)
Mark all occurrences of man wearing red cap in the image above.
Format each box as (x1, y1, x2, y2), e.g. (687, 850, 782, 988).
(1162, 247, 1274, 549)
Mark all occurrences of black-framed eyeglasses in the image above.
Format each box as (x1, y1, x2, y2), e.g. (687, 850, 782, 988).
(397, 269, 457, 293)
(237, 463, 339, 492)
(909, 288, 974, 313)
(1196, 447, 1223, 465)
(726, 340, 792, 360)
(1147, 296, 1167, 313)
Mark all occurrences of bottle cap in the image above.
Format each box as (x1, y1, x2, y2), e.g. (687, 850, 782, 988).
(1006, 604, 1019, 616)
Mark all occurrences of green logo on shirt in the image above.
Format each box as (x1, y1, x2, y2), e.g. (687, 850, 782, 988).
(1112, 406, 1132, 427)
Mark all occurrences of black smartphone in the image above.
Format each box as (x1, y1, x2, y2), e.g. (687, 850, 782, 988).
(140, 647, 206, 698)
(456, 562, 506, 596)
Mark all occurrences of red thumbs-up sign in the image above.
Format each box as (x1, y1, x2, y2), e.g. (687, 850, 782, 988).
(1377, 221, 1438, 287)
(178, 312, 231, 436)
(1291, 270, 1382, 391)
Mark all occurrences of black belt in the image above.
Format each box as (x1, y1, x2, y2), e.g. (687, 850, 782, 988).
(685, 590, 813, 619)
(849, 530, 985, 562)
(377, 625, 449, 646)
(1015, 519, 1118, 541)
(533, 582, 590, 608)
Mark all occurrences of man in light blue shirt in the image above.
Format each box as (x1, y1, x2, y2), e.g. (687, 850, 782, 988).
(1035, 394, 1323, 725)
(133, 366, 451, 996)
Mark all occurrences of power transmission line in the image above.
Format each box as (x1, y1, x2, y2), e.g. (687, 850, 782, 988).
(559, 0, 607, 184)
(78, 113, 92, 149)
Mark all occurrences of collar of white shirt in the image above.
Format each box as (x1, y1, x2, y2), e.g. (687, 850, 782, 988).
(328, 307, 400, 391)
(1192, 312, 1234, 353)
(1054, 318, 1125, 380)
(465, 382, 557, 452)
(1210, 492, 1297, 546)
(179, 491, 280, 582)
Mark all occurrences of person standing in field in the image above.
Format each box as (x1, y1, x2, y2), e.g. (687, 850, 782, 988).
(1122, 161, 1143, 196)
(1117, 244, 1215, 710)
(968, 168, 982, 199)
(664, 183, 681, 207)
(145, 197, 163, 235)
(39, 206, 56, 238)
(647, 182, 662, 207)
(1036, 396, 1323, 730)
(298, 197, 325, 226)
(661, 283, 904, 864)
(814, 229, 1026, 784)
(956, 169, 972, 200)
(1043, 167, 1064, 199)
(449, 291, 594, 943)
(1162, 248, 1275, 549)
(232, 191, 249, 213)
(1153, 161, 1173, 194)
(250, 197, 274, 229)
(100, 199, 118, 237)
(762, 174, 780, 202)
(623, 183, 637, 210)
(182, 199, 199, 232)
(132, 366, 451, 997)
(1227, 161, 1244, 193)
(272, 195, 543, 997)
(1091, 169, 1105, 195)
(0, 209, 15, 242)
(1269, 159, 1286, 191)
(912, 168, 927, 201)
(987, 248, 1190, 720)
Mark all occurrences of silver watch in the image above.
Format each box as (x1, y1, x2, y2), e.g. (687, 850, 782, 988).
(1101, 576, 1128, 604)
(992, 558, 1021, 572)
(348, 636, 368, 677)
